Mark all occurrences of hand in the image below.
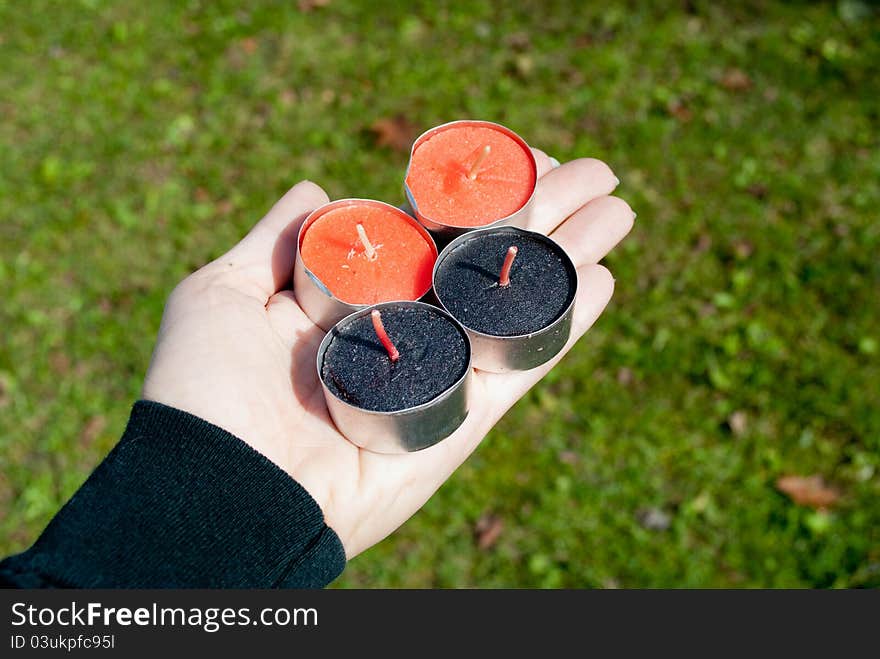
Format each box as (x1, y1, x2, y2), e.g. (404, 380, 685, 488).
(142, 152, 634, 558)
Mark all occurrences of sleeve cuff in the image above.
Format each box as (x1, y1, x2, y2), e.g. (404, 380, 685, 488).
(1, 401, 346, 588)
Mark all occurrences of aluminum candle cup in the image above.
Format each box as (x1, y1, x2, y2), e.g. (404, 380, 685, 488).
(294, 199, 438, 330)
(317, 301, 472, 454)
(404, 120, 538, 240)
(432, 226, 578, 373)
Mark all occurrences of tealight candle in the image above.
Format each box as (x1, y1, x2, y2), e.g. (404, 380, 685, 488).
(294, 199, 438, 329)
(432, 226, 578, 373)
(404, 120, 538, 238)
(317, 301, 472, 453)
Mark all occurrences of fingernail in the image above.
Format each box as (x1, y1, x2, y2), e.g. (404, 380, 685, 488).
(613, 176, 621, 187)
(632, 212, 637, 220)
(549, 157, 561, 169)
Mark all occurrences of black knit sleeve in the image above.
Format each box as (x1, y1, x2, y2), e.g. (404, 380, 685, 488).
(0, 401, 346, 588)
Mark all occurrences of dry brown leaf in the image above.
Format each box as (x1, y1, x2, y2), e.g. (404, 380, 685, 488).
(369, 114, 419, 152)
(49, 351, 71, 375)
(574, 33, 594, 49)
(298, 0, 330, 12)
(667, 99, 693, 122)
(216, 199, 234, 216)
(474, 513, 504, 550)
(720, 68, 752, 91)
(746, 183, 768, 199)
(239, 37, 258, 55)
(776, 475, 840, 510)
(82, 415, 107, 446)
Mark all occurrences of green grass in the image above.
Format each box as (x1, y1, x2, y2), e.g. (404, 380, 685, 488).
(1, 0, 878, 587)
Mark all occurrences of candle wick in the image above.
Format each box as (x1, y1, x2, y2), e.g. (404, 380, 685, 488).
(467, 144, 492, 181)
(371, 310, 400, 362)
(356, 223, 377, 261)
(499, 245, 518, 287)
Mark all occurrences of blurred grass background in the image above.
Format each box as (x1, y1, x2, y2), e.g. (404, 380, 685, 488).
(1, 0, 879, 587)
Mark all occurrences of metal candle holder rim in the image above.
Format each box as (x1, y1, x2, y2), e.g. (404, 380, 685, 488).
(403, 119, 539, 235)
(315, 300, 473, 419)
(431, 225, 579, 341)
(296, 198, 439, 305)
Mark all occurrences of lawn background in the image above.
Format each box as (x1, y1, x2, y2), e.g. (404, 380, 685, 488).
(1, 0, 878, 587)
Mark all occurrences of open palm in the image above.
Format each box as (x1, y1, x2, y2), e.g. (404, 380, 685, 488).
(143, 151, 633, 558)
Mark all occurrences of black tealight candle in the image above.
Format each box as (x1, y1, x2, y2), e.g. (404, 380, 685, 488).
(317, 301, 472, 454)
(432, 226, 578, 372)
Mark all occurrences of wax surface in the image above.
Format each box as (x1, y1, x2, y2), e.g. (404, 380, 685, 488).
(300, 205, 436, 305)
(321, 305, 469, 412)
(405, 125, 536, 227)
(434, 232, 576, 336)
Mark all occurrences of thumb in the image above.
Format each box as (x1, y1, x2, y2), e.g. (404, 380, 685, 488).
(215, 180, 330, 298)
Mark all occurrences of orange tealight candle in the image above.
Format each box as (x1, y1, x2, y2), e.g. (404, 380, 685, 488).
(405, 120, 537, 236)
(294, 199, 438, 329)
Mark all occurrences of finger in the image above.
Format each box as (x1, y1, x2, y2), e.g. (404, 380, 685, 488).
(527, 158, 619, 235)
(477, 264, 616, 419)
(531, 147, 554, 178)
(550, 195, 635, 267)
(212, 181, 330, 298)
